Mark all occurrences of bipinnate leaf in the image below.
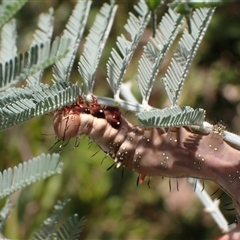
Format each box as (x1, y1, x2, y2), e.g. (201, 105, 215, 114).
(0, 153, 62, 200)
(78, 1, 118, 93)
(136, 106, 205, 127)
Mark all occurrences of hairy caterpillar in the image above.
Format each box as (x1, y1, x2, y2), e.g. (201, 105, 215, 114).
(53, 95, 240, 238)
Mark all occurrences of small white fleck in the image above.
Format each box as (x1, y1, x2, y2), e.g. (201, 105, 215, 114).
(116, 162, 122, 168)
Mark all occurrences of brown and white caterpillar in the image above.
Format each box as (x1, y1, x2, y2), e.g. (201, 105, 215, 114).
(53, 95, 240, 239)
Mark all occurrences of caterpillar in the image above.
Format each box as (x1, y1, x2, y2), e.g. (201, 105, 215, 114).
(53, 95, 240, 235)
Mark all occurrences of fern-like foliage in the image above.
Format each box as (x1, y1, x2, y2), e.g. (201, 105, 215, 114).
(53, 0, 91, 82)
(162, 8, 215, 106)
(135, 8, 214, 128)
(0, 81, 80, 130)
(0, 153, 62, 200)
(0, 199, 12, 233)
(33, 199, 86, 240)
(170, 0, 226, 10)
(54, 215, 86, 240)
(0, 19, 17, 62)
(28, 8, 54, 84)
(106, 1, 150, 100)
(78, 1, 118, 94)
(0, 37, 70, 91)
(136, 8, 184, 105)
(0, 0, 28, 29)
(137, 106, 205, 127)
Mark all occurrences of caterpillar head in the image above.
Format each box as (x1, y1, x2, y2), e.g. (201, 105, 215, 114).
(53, 107, 81, 141)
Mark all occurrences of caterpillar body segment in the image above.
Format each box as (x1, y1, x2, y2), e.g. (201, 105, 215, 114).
(53, 95, 240, 214)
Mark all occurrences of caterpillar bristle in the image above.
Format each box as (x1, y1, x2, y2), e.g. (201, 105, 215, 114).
(107, 163, 115, 171)
(224, 208, 235, 211)
(62, 139, 70, 148)
(136, 176, 140, 187)
(193, 179, 197, 192)
(224, 202, 233, 207)
(211, 188, 220, 197)
(88, 139, 94, 149)
(48, 138, 62, 151)
(201, 179, 205, 192)
(217, 191, 225, 200)
(91, 149, 101, 158)
(74, 137, 81, 148)
(101, 154, 109, 165)
(147, 176, 151, 188)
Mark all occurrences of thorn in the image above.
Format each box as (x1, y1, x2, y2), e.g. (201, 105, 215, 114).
(116, 162, 122, 168)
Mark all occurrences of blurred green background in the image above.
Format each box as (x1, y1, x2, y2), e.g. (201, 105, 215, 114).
(1, 0, 240, 239)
